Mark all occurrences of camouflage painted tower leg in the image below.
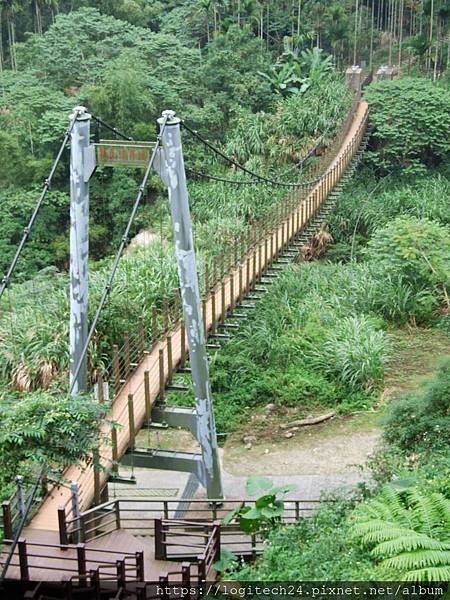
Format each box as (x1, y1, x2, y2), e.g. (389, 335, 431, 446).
(69, 107, 91, 394)
(158, 110, 224, 499)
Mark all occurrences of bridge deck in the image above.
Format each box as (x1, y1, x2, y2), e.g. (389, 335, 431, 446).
(28, 101, 369, 534)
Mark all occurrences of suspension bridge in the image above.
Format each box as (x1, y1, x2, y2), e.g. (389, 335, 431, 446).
(0, 67, 373, 598)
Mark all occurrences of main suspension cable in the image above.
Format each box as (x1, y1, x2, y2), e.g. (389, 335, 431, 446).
(0, 108, 82, 303)
(186, 167, 260, 186)
(182, 120, 324, 189)
(93, 116, 134, 142)
(69, 115, 169, 394)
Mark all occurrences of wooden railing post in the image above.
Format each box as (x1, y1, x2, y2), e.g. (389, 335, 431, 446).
(221, 281, 226, 323)
(136, 551, 145, 582)
(175, 288, 181, 324)
(238, 265, 243, 304)
(111, 427, 119, 475)
(213, 521, 221, 562)
(159, 349, 165, 401)
(202, 299, 207, 337)
(211, 292, 216, 333)
(151, 307, 158, 346)
(93, 447, 101, 506)
(167, 336, 173, 383)
(230, 274, 235, 313)
(246, 257, 251, 293)
(197, 555, 206, 583)
(163, 299, 169, 333)
(90, 569, 100, 596)
(116, 559, 126, 588)
(154, 517, 166, 560)
(115, 500, 121, 530)
(128, 394, 135, 449)
(2, 501, 13, 540)
(180, 322, 186, 367)
(77, 543, 87, 582)
(58, 506, 69, 547)
(136, 583, 147, 600)
(204, 264, 209, 298)
(97, 372, 104, 402)
(112, 345, 120, 391)
(124, 333, 131, 378)
(144, 371, 151, 424)
(18, 538, 29, 580)
(181, 562, 191, 586)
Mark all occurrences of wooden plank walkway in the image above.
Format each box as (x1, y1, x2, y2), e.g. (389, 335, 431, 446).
(28, 101, 369, 533)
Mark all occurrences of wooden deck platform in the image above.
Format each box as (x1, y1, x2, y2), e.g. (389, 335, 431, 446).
(1, 528, 173, 583)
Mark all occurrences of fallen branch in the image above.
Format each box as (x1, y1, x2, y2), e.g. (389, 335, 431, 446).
(280, 411, 336, 430)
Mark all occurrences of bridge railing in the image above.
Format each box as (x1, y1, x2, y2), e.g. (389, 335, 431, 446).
(0, 537, 144, 583)
(59, 497, 323, 546)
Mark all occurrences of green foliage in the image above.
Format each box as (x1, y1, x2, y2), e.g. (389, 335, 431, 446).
(329, 171, 450, 252)
(224, 72, 350, 164)
(351, 485, 450, 581)
(366, 216, 450, 307)
(223, 476, 297, 536)
(213, 548, 239, 574)
(365, 78, 450, 174)
(382, 359, 450, 455)
(309, 315, 389, 392)
(199, 262, 397, 433)
(234, 495, 375, 580)
(0, 188, 69, 278)
(258, 47, 334, 97)
(0, 390, 111, 498)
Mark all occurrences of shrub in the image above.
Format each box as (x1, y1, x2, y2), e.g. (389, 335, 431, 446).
(382, 359, 450, 454)
(329, 172, 450, 251)
(234, 495, 375, 580)
(365, 78, 450, 174)
(366, 216, 450, 310)
(0, 390, 112, 502)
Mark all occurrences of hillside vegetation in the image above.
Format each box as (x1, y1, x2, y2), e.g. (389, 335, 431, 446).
(0, 2, 449, 579)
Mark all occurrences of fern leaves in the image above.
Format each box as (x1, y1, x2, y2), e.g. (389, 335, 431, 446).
(351, 486, 450, 580)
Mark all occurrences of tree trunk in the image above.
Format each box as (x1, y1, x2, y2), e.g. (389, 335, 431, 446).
(432, 19, 439, 81)
(353, 0, 359, 65)
(0, 8, 4, 72)
(370, 0, 375, 69)
(398, 0, 404, 68)
(428, 0, 434, 72)
(7, 12, 17, 71)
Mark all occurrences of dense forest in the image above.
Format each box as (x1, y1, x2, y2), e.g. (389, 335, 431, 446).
(0, 0, 449, 584)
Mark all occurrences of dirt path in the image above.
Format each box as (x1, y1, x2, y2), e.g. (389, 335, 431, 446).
(223, 414, 380, 476)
